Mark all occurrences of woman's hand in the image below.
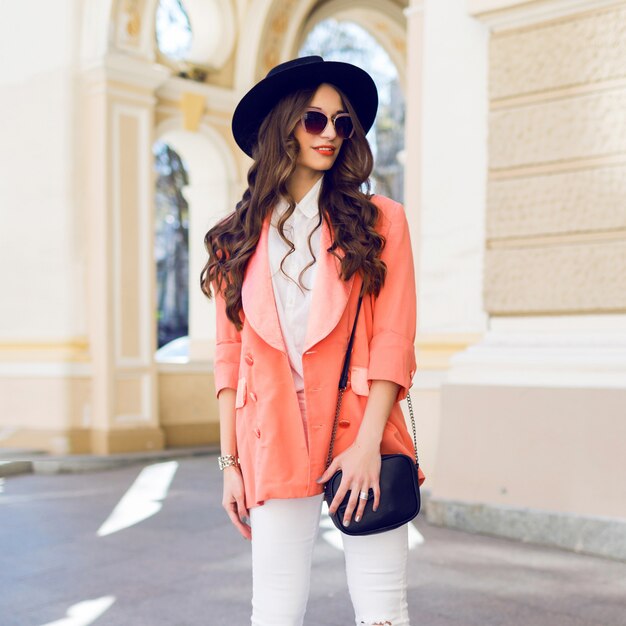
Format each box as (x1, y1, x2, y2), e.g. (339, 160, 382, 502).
(222, 465, 251, 540)
(317, 438, 381, 527)
(316, 380, 401, 526)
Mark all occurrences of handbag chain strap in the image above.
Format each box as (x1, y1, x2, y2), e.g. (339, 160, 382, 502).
(325, 289, 420, 470)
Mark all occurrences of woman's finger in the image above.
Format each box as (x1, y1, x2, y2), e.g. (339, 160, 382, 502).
(225, 501, 252, 540)
(372, 480, 381, 512)
(328, 471, 351, 515)
(354, 486, 370, 522)
(316, 458, 339, 485)
(235, 493, 250, 523)
(341, 483, 361, 527)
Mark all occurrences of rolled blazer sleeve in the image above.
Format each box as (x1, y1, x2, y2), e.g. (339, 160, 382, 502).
(213, 285, 242, 398)
(367, 200, 417, 402)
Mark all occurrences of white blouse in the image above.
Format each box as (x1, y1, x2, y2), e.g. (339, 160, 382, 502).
(268, 176, 324, 393)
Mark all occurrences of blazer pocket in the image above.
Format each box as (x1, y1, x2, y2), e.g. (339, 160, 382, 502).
(350, 366, 370, 396)
(235, 376, 247, 408)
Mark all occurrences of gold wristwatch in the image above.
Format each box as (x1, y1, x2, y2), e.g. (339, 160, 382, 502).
(218, 454, 240, 470)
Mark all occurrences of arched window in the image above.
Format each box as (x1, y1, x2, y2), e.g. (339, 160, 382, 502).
(155, 0, 193, 61)
(300, 20, 405, 202)
(154, 141, 190, 350)
(154, 0, 235, 74)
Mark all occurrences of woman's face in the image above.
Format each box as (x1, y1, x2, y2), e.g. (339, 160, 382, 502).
(293, 83, 346, 175)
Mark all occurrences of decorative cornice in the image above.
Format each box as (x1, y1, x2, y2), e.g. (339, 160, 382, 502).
(81, 53, 172, 92)
(467, 0, 624, 31)
(416, 333, 484, 370)
(0, 362, 93, 377)
(445, 319, 626, 389)
(156, 76, 238, 113)
(156, 361, 214, 374)
(427, 497, 626, 562)
(0, 339, 90, 363)
(0, 339, 89, 350)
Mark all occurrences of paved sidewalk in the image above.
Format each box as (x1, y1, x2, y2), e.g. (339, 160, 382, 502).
(1, 453, 625, 626)
(0, 445, 219, 476)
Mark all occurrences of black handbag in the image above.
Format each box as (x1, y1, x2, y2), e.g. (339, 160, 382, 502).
(323, 289, 421, 536)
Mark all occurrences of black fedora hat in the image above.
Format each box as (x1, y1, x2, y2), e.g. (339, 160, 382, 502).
(232, 55, 378, 158)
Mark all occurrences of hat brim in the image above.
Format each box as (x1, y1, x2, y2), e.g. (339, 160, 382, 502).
(232, 60, 378, 158)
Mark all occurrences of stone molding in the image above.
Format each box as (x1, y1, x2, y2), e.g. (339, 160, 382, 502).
(467, 0, 625, 31)
(0, 363, 92, 377)
(445, 325, 626, 388)
(81, 53, 171, 93)
(416, 334, 484, 371)
(427, 496, 626, 562)
(156, 76, 239, 113)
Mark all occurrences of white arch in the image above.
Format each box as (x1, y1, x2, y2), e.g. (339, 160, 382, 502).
(151, 0, 236, 69)
(234, 0, 407, 93)
(295, 0, 407, 91)
(276, 0, 319, 63)
(233, 0, 277, 90)
(155, 118, 239, 361)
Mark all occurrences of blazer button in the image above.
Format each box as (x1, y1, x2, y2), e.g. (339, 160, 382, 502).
(249, 391, 258, 402)
(254, 427, 261, 438)
(338, 419, 350, 428)
(245, 354, 254, 366)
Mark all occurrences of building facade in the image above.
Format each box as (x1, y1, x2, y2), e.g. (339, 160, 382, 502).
(1, 0, 625, 560)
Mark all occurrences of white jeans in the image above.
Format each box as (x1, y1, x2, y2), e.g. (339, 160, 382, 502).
(250, 493, 410, 626)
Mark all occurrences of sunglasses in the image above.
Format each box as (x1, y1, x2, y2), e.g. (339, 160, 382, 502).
(300, 108, 355, 139)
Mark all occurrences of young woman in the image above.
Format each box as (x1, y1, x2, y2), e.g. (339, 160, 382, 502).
(201, 56, 426, 626)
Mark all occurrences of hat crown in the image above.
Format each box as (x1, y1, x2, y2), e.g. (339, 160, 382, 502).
(266, 55, 324, 78)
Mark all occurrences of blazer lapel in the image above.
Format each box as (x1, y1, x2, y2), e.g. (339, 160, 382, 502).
(303, 216, 354, 352)
(241, 217, 287, 353)
(241, 213, 354, 354)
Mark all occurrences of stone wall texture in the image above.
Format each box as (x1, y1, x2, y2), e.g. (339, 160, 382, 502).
(485, 4, 626, 314)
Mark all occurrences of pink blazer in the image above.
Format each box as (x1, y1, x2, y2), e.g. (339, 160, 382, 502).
(214, 194, 426, 509)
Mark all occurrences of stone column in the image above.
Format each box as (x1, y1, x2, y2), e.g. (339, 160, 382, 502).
(405, 0, 490, 487)
(429, 0, 626, 560)
(0, 0, 94, 454)
(403, 0, 424, 293)
(81, 54, 170, 453)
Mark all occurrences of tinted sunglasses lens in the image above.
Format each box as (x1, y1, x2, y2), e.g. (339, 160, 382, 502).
(303, 111, 328, 135)
(334, 115, 354, 139)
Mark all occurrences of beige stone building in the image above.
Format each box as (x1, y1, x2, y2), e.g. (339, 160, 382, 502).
(2, 0, 625, 560)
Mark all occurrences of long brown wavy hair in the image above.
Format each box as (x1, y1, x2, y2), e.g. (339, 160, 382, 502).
(200, 82, 387, 331)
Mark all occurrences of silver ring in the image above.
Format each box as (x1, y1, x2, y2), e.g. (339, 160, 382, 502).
(358, 490, 368, 500)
